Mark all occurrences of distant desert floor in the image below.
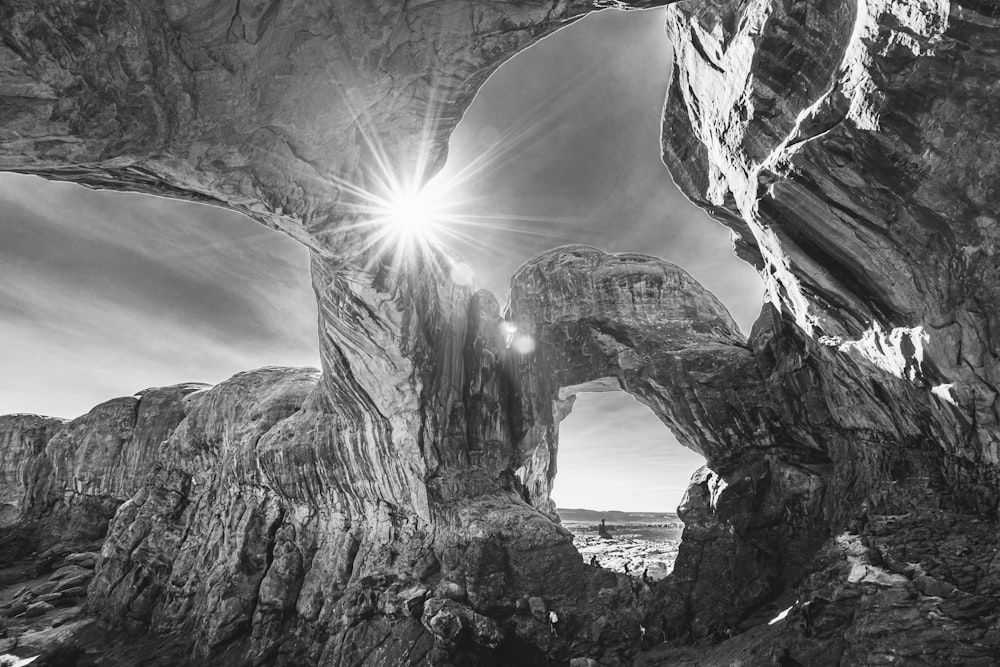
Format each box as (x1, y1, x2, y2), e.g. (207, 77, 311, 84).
(563, 520, 683, 581)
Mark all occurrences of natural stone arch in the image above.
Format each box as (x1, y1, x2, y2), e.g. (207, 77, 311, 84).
(505, 245, 750, 512)
(504, 246, 832, 635)
(0, 0, 668, 249)
(0, 0, 676, 535)
(1, 0, 1000, 664)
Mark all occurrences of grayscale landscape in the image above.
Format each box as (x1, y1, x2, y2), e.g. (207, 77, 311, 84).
(2, 0, 1000, 665)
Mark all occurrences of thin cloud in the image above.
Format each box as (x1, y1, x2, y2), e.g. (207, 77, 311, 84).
(0, 173, 319, 418)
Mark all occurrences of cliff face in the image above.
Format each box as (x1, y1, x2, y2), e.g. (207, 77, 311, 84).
(2, 0, 1000, 664)
(0, 414, 63, 530)
(0, 384, 204, 557)
(653, 0, 1000, 658)
(662, 0, 1000, 457)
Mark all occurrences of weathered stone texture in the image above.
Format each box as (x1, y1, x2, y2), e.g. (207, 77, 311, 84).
(0, 0, 666, 254)
(0, 383, 204, 554)
(662, 0, 1000, 453)
(3, 0, 1000, 664)
(0, 414, 64, 528)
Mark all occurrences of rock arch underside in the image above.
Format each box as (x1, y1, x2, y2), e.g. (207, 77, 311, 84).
(1, 0, 1000, 664)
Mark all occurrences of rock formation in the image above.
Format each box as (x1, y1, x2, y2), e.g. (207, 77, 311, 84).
(0, 384, 204, 557)
(1, 0, 1000, 664)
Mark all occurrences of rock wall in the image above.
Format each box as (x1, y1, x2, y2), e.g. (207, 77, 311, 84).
(0, 414, 64, 530)
(653, 0, 1000, 658)
(662, 0, 1000, 465)
(0, 383, 204, 557)
(1, 0, 1000, 664)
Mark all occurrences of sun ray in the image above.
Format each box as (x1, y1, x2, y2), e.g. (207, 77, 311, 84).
(300, 60, 609, 278)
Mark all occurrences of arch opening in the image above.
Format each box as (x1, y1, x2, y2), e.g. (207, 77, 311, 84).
(431, 7, 764, 333)
(553, 388, 706, 579)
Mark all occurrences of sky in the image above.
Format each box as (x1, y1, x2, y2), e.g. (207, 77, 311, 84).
(0, 174, 320, 418)
(552, 392, 707, 512)
(0, 8, 762, 510)
(432, 9, 763, 331)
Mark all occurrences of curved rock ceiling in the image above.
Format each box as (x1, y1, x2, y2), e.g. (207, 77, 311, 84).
(1, 0, 1000, 665)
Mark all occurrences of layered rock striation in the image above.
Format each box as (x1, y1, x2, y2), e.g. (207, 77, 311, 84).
(662, 0, 1000, 469)
(1, 0, 1000, 664)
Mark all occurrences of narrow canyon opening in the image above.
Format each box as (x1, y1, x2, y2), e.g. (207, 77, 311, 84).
(553, 390, 705, 578)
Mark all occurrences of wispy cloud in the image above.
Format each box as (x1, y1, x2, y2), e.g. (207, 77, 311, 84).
(0, 173, 319, 418)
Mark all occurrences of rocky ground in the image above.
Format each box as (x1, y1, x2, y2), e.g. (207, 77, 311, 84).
(564, 522, 682, 581)
(0, 546, 100, 665)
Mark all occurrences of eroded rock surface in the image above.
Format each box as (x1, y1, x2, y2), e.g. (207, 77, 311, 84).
(0, 0, 666, 254)
(0, 415, 63, 530)
(663, 0, 1000, 459)
(2, 0, 1000, 664)
(0, 383, 204, 558)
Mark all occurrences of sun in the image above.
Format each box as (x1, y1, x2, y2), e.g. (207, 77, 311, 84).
(384, 187, 439, 244)
(329, 89, 564, 268)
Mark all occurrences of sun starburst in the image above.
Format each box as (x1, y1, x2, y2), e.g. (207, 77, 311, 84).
(320, 72, 589, 276)
(384, 188, 437, 242)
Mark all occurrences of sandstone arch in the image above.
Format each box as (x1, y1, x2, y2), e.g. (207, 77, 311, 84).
(1, 0, 1000, 664)
(504, 246, 832, 635)
(505, 245, 751, 509)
